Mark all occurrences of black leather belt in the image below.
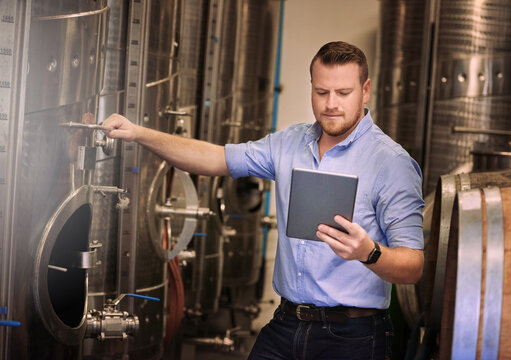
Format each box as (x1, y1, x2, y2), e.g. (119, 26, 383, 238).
(281, 298, 385, 322)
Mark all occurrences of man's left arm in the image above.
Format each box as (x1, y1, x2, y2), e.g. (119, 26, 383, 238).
(316, 216, 423, 284)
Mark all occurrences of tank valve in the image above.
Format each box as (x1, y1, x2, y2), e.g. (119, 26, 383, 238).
(85, 293, 159, 341)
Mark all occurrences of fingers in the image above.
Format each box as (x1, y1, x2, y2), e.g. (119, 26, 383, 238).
(316, 227, 351, 258)
(316, 219, 370, 261)
(333, 215, 356, 234)
(102, 113, 135, 140)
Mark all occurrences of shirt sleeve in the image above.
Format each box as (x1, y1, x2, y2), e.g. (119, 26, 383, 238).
(225, 134, 276, 180)
(372, 154, 425, 249)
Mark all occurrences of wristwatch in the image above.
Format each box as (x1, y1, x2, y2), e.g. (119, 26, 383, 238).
(360, 241, 381, 264)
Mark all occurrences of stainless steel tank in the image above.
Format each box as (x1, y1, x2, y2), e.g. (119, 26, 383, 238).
(177, 5, 280, 349)
(200, 0, 279, 292)
(3, 1, 109, 359)
(376, 0, 431, 165)
(113, 0, 179, 358)
(424, 0, 511, 192)
(184, 0, 241, 318)
(82, 0, 129, 357)
(220, 0, 279, 288)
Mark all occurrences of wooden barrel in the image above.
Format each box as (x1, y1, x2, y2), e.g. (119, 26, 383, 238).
(439, 186, 511, 360)
(423, 169, 511, 330)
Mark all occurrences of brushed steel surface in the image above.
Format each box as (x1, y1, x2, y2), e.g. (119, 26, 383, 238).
(0, 2, 31, 358)
(5, 1, 108, 358)
(426, 96, 511, 191)
(426, 0, 511, 192)
(219, 0, 279, 286)
(376, 0, 429, 164)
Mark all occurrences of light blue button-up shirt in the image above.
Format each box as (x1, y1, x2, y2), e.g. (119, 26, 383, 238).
(225, 110, 424, 309)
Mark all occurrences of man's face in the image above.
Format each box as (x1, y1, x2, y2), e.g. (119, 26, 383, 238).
(311, 61, 371, 141)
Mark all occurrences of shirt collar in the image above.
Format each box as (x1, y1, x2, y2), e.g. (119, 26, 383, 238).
(305, 108, 373, 148)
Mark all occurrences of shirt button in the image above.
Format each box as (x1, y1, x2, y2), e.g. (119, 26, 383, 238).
(301, 240, 305, 245)
(298, 272, 302, 276)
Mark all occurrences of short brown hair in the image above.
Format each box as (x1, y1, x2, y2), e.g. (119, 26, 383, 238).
(310, 41, 368, 85)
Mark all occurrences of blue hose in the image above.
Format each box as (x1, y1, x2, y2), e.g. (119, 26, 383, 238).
(262, 0, 285, 263)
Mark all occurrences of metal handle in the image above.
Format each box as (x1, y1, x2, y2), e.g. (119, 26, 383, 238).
(93, 185, 128, 195)
(452, 126, 511, 137)
(162, 108, 192, 117)
(59, 122, 114, 131)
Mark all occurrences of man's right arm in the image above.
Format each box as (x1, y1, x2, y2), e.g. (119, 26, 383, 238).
(103, 113, 230, 177)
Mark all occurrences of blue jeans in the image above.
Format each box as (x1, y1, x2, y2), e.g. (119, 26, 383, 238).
(248, 304, 393, 360)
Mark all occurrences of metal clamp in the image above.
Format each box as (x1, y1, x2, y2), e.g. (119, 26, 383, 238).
(260, 215, 277, 229)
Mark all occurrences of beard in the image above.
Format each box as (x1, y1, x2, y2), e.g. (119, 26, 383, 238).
(317, 107, 364, 137)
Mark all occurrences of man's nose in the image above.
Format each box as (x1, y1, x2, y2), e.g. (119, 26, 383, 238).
(326, 93, 339, 110)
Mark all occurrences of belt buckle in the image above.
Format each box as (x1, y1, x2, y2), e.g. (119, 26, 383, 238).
(296, 305, 310, 321)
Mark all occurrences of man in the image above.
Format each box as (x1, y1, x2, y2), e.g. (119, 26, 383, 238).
(104, 41, 424, 359)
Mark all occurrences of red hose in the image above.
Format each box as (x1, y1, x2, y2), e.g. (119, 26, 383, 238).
(163, 167, 185, 344)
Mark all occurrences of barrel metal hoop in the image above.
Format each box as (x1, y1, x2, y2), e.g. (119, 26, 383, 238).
(430, 174, 457, 328)
(481, 187, 504, 359)
(458, 172, 471, 191)
(452, 189, 483, 359)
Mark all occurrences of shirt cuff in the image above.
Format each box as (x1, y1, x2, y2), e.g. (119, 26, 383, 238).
(225, 143, 249, 179)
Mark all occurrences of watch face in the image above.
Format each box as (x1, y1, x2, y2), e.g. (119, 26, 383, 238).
(368, 248, 381, 264)
(362, 241, 381, 264)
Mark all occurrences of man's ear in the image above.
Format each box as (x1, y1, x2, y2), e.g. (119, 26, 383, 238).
(363, 78, 371, 104)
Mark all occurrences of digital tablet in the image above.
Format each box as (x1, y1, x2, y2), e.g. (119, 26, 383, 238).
(286, 168, 358, 241)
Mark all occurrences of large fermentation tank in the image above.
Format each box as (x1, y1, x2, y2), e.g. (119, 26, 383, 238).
(219, 0, 279, 288)
(82, 0, 128, 357)
(0, 1, 29, 357)
(187, 0, 280, 326)
(376, 0, 430, 165)
(113, 0, 182, 358)
(87, 0, 128, 316)
(201, 0, 279, 290)
(4, 1, 108, 359)
(424, 0, 511, 192)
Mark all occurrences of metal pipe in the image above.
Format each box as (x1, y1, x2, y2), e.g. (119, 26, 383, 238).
(59, 122, 113, 132)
